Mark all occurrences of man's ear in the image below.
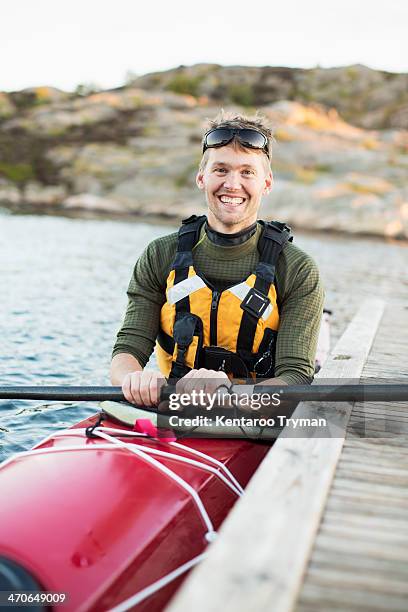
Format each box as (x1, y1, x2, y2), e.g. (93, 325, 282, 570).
(196, 171, 205, 190)
(264, 170, 273, 194)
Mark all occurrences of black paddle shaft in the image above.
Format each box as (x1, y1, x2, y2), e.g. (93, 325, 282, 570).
(0, 384, 407, 402)
(0, 386, 125, 401)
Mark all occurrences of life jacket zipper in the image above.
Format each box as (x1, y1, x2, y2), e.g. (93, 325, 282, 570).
(210, 290, 220, 346)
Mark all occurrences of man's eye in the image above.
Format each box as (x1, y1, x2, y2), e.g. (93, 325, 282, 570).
(242, 169, 254, 175)
(215, 168, 226, 173)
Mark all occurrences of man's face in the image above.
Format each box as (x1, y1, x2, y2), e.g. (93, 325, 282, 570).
(196, 144, 273, 233)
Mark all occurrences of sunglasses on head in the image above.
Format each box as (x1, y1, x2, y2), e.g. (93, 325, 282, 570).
(202, 127, 270, 158)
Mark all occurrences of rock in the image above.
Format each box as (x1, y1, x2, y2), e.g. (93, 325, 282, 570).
(0, 180, 22, 205)
(8, 86, 70, 111)
(62, 193, 125, 213)
(1, 66, 407, 241)
(133, 63, 408, 130)
(23, 182, 67, 206)
(53, 143, 142, 195)
(0, 93, 16, 119)
(262, 180, 408, 240)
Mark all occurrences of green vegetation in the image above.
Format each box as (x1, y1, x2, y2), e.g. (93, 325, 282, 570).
(227, 84, 254, 107)
(75, 83, 102, 97)
(294, 167, 318, 184)
(314, 163, 332, 172)
(346, 66, 359, 81)
(174, 161, 200, 188)
(345, 181, 388, 195)
(0, 162, 34, 184)
(142, 125, 161, 137)
(166, 74, 201, 97)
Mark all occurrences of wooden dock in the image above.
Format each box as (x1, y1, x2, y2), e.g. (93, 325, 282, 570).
(168, 298, 408, 612)
(296, 300, 408, 612)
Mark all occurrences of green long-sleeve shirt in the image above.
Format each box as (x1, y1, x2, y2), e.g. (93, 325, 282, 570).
(112, 222, 324, 384)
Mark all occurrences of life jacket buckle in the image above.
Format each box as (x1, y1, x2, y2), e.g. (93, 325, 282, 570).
(240, 288, 270, 319)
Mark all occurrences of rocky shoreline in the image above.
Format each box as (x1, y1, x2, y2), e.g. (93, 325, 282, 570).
(1, 64, 407, 240)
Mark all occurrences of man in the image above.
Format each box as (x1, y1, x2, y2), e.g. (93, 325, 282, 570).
(111, 113, 324, 407)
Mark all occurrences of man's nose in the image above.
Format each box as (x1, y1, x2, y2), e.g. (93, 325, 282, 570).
(223, 172, 242, 190)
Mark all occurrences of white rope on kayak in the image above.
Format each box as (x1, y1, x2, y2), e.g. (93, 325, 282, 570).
(89, 429, 216, 536)
(0, 443, 117, 470)
(78, 425, 244, 493)
(107, 552, 207, 612)
(93, 428, 242, 497)
(32, 426, 244, 495)
(170, 440, 244, 495)
(0, 428, 242, 497)
(95, 425, 244, 495)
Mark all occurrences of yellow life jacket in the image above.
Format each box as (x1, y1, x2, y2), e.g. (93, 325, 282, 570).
(156, 215, 292, 380)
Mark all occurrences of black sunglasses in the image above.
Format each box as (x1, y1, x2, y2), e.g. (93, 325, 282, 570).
(202, 128, 270, 158)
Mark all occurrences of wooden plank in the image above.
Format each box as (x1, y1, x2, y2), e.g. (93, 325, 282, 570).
(167, 298, 385, 612)
(343, 438, 408, 451)
(348, 416, 408, 434)
(331, 478, 408, 499)
(341, 450, 408, 463)
(304, 566, 408, 596)
(321, 510, 408, 534)
(336, 458, 408, 476)
(298, 583, 408, 612)
(310, 548, 408, 577)
(335, 467, 408, 486)
(325, 499, 408, 519)
(346, 420, 408, 436)
(317, 524, 408, 545)
(312, 533, 408, 562)
(339, 441, 408, 461)
(351, 408, 408, 420)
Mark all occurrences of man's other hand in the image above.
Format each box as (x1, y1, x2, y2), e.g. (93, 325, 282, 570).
(176, 368, 231, 399)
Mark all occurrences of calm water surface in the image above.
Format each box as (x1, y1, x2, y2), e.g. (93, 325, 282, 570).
(1, 213, 407, 460)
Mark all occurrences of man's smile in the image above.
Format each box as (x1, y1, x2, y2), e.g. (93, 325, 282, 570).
(217, 194, 246, 207)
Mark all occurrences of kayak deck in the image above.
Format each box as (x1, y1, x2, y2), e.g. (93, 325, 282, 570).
(0, 412, 271, 611)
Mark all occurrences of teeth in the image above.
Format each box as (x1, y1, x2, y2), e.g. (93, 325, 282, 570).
(219, 196, 244, 204)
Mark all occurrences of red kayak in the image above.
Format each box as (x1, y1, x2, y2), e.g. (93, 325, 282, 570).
(0, 408, 270, 611)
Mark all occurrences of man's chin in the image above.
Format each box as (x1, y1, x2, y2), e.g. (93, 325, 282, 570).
(207, 201, 258, 230)
(215, 203, 248, 219)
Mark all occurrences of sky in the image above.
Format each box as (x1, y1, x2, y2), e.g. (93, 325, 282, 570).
(1, 0, 407, 92)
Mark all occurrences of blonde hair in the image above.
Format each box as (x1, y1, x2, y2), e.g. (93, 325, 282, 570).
(199, 110, 273, 173)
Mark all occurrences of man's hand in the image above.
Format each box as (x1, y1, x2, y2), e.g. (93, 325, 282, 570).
(176, 368, 231, 404)
(122, 370, 166, 406)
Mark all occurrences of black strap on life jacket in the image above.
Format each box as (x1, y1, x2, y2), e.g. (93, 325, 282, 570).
(169, 215, 207, 378)
(236, 221, 292, 361)
(172, 215, 207, 315)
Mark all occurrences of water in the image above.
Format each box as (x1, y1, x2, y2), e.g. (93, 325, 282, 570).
(1, 213, 407, 460)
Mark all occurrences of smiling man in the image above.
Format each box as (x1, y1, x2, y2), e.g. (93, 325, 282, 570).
(111, 113, 324, 406)
(200, 140, 272, 233)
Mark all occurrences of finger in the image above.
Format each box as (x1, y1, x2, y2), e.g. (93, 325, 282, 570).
(139, 371, 154, 405)
(176, 370, 197, 396)
(128, 373, 143, 405)
(122, 374, 134, 404)
(150, 375, 166, 405)
(183, 373, 204, 397)
(205, 372, 231, 396)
